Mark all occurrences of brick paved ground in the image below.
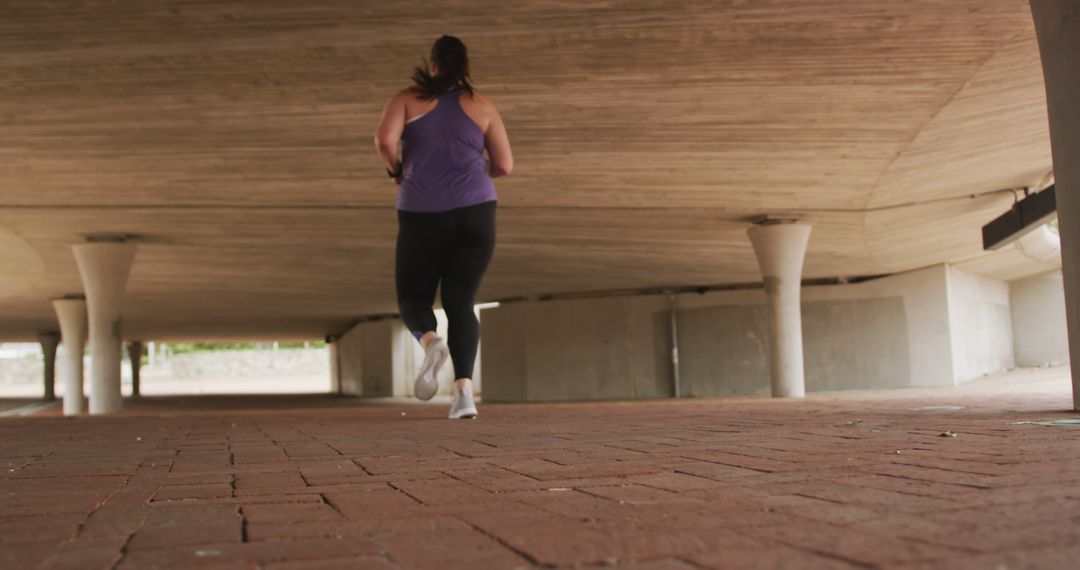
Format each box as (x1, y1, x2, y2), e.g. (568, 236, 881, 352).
(3, 373, 1079, 569)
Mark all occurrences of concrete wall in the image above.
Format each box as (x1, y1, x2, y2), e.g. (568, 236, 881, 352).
(946, 266, 1015, 382)
(335, 263, 1023, 402)
(676, 264, 956, 393)
(480, 264, 1019, 402)
(674, 298, 912, 396)
(328, 341, 340, 395)
(335, 311, 477, 398)
(1011, 270, 1070, 366)
(673, 302, 768, 397)
(337, 320, 400, 397)
(482, 296, 672, 402)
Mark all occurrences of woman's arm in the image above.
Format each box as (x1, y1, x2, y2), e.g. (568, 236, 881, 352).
(484, 104, 513, 178)
(374, 92, 407, 182)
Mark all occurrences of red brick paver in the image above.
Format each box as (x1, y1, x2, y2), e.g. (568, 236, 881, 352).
(2, 387, 1079, 569)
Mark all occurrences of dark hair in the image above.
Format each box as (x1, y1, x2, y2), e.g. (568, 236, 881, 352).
(410, 35, 474, 100)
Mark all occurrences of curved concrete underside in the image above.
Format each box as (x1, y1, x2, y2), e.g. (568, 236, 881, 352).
(0, 221, 46, 302)
(0, 0, 1055, 340)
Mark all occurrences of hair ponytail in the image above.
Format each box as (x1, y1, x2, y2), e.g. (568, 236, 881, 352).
(411, 35, 474, 100)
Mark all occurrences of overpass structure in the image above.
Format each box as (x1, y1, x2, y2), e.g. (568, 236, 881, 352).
(0, 0, 1075, 413)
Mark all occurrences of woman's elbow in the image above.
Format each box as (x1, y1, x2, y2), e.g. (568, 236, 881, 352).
(491, 159, 513, 177)
(374, 134, 397, 154)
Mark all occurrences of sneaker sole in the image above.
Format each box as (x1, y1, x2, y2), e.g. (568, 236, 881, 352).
(449, 409, 478, 420)
(414, 345, 448, 401)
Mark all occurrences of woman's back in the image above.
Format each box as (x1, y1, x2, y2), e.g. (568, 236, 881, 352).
(397, 89, 496, 213)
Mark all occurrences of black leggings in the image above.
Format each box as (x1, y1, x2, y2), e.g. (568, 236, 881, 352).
(396, 201, 496, 380)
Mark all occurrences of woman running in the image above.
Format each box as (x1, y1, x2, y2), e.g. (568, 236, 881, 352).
(374, 35, 513, 419)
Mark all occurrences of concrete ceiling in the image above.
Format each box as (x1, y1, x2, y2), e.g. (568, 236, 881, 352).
(0, 0, 1055, 341)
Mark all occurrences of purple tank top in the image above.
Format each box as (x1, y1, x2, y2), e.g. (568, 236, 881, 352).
(397, 89, 498, 212)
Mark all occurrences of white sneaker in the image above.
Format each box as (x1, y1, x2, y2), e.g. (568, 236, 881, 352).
(414, 337, 448, 401)
(449, 384, 478, 419)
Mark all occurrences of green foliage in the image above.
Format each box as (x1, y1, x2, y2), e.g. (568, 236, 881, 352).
(279, 341, 326, 350)
(166, 341, 325, 354)
(169, 343, 257, 354)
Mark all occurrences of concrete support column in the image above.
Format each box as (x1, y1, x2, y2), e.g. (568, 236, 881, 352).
(747, 222, 812, 398)
(127, 341, 144, 398)
(38, 332, 60, 401)
(72, 240, 137, 415)
(52, 296, 87, 415)
(1031, 0, 1080, 410)
(328, 338, 342, 395)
